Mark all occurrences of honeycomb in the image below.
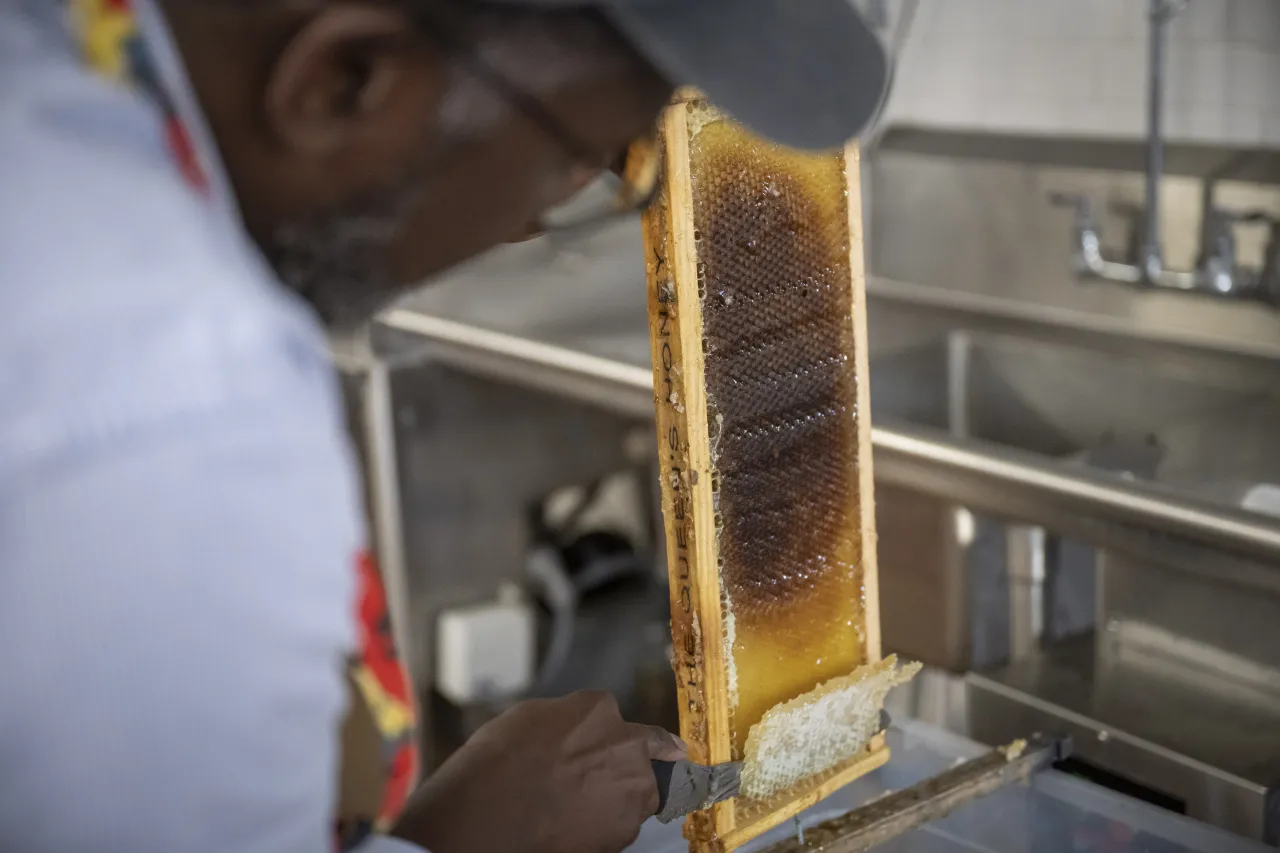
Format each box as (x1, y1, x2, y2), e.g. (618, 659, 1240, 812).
(645, 96, 904, 852)
(740, 656, 921, 799)
(688, 113, 869, 756)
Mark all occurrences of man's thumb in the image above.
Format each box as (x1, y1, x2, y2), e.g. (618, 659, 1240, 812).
(640, 725, 688, 761)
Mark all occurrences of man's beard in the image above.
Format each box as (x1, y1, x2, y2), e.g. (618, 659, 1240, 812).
(261, 87, 494, 331)
(263, 177, 424, 334)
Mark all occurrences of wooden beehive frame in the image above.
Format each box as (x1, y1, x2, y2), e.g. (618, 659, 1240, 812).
(642, 94, 888, 853)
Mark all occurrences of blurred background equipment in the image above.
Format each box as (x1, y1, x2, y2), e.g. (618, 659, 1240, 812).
(341, 0, 1280, 848)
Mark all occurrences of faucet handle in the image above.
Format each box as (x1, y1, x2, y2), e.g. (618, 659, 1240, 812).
(1050, 192, 1108, 278)
(1260, 220, 1280, 306)
(1049, 191, 1093, 215)
(1048, 192, 1100, 234)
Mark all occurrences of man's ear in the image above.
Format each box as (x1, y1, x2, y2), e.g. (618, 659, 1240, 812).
(263, 3, 446, 157)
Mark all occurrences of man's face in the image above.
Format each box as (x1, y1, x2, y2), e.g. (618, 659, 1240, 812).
(165, 1, 672, 329)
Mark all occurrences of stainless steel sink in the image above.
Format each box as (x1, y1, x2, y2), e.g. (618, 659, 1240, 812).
(869, 330, 1280, 493)
(868, 328, 1280, 691)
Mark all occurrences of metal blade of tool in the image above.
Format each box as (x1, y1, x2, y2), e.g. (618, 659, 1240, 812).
(652, 759, 744, 825)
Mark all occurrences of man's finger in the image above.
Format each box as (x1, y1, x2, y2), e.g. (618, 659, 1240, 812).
(637, 725, 688, 761)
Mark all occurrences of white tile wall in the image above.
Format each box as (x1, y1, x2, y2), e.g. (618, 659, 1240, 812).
(882, 0, 1280, 147)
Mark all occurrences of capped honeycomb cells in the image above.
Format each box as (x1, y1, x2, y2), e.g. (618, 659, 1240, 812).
(740, 656, 920, 800)
(688, 109, 868, 757)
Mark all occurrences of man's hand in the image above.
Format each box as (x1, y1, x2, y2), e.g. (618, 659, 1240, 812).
(391, 691, 686, 853)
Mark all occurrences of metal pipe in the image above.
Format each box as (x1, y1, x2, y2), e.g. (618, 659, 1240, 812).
(377, 310, 657, 420)
(871, 429, 1280, 581)
(1143, 0, 1167, 283)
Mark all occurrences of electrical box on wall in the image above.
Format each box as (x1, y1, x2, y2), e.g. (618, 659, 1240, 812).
(435, 592, 535, 704)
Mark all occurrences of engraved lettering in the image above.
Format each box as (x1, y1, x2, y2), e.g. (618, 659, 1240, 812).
(653, 247, 668, 280)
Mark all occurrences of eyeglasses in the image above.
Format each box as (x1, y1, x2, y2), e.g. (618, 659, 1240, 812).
(532, 129, 662, 237)
(414, 9, 665, 239)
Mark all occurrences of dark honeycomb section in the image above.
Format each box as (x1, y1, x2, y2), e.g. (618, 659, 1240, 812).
(692, 114, 861, 611)
(686, 104, 867, 748)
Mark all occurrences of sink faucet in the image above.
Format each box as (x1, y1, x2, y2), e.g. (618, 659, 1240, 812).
(1201, 208, 1280, 300)
(1051, 191, 1280, 305)
(1049, 0, 1280, 308)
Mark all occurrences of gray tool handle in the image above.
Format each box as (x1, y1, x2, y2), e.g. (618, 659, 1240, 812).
(651, 760, 676, 815)
(651, 759, 696, 824)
